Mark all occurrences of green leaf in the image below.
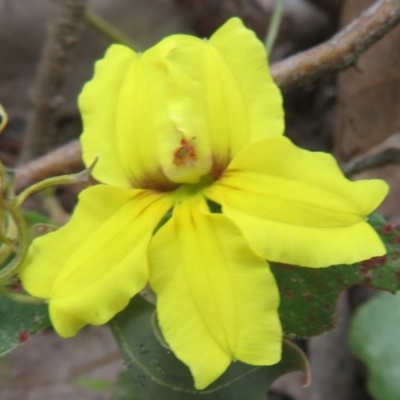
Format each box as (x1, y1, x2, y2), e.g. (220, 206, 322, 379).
(350, 292, 400, 400)
(271, 213, 400, 337)
(110, 295, 309, 400)
(0, 295, 50, 355)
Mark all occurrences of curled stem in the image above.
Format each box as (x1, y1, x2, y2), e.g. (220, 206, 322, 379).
(0, 201, 29, 285)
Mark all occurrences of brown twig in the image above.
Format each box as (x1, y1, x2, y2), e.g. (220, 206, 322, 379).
(14, 0, 400, 191)
(15, 140, 82, 194)
(342, 148, 400, 177)
(271, 0, 400, 91)
(19, 0, 89, 163)
(16, 133, 400, 193)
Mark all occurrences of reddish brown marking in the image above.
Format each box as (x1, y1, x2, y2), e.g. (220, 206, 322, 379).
(359, 261, 373, 282)
(18, 331, 29, 343)
(373, 255, 387, 266)
(360, 255, 387, 283)
(382, 224, 395, 234)
(10, 282, 23, 292)
(361, 255, 387, 269)
(173, 139, 196, 166)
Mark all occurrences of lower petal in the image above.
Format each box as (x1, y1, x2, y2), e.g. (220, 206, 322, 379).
(19, 185, 173, 337)
(206, 137, 388, 267)
(223, 206, 386, 267)
(149, 196, 281, 390)
(208, 136, 388, 227)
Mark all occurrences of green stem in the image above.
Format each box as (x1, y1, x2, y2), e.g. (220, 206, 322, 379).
(0, 168, 21, 267)
(0, 201, 29, 284)
(0, 286, 45, 304)
(0, 243, 13, 267)
(265, 0, 286, 55)
(16, 165, 94, 207)
(85, 10, 136, 49)
(0, 165, 95, 284)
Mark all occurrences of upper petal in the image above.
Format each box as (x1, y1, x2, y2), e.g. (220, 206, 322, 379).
(80, 18, 284, 189)
(208, 18, 284, 168)
(206, 137, 388, 267)
(142, 35, 213, 185)
(148, 196, 281, 390)
(19, 185, 173, 337)
(79, 45, 176, 190)
(151, 18, 284, 178)
(79, 45, 135, 188)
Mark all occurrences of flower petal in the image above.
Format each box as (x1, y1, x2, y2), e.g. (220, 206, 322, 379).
(208, 18, 284, 168)
(207, 136, 388, 267)
(79, 45, 135, 188)
(149, 196, 282, 390)
(144, 35, 213, 185)
(80, 19, 283, 188)
(19, 185, 173, 337)
(144, 17, 284, 183)
(79, 45, 175, 190)
(222, 209, 385, 267)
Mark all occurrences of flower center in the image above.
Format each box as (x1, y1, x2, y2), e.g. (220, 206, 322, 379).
(175, 174, 215, 199)
(173, 138, 197, 167)
(161, 134, 212, 185)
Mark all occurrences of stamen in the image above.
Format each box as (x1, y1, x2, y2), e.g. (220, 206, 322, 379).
(173, 138, 197, 167)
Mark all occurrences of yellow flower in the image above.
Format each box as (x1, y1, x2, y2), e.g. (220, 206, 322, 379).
(19, 18, 387, 390)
